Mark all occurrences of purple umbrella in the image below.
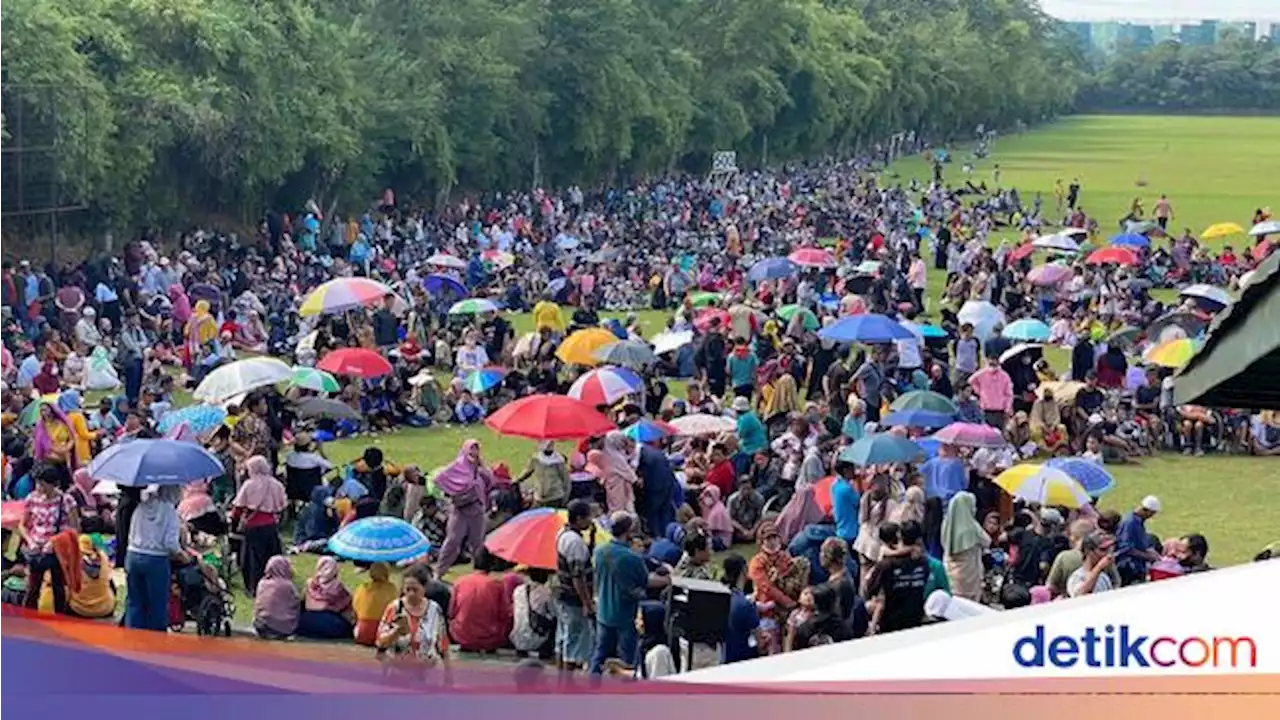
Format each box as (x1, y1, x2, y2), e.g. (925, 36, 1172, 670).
(422, 274, 467, 297)
(932, 422, 1007, 449)
(188, 283, 221, 309)
(1027, 265, 1071, 287)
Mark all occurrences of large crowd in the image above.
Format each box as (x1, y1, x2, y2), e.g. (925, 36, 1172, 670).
(3, 134, 1278, 680)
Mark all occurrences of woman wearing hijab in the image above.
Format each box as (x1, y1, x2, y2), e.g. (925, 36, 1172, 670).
(33, 359, 61, 395)
(941, 491, 991, 601)
(891, 485, 926, 525)
(231, 456, 287, 596)
(58, 391, 97, 468)
(852, 474, 897, 585)
(33, 401, 75, 471)
(774, 478, 825, 546)
(593, 431, 638, 514)
(353, 561, 399, 646)
(297, 556, 355, 639)
(68, 468, 113, 534)
(515, 442, 571, 509)
(253, 556, 300, 639)
(69, 535, 116, 618)
(434, 439, 495, 572)
(125, 484, 185, 630)
(184, 299, 218, 371)
(1029, 390, 1069, 455)
(747, 521, 809, 655)
(168, 284, 192, 328)
(699, 485, 733, 551)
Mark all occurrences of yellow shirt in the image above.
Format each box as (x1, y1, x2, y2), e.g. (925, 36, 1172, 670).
(68, 412, 98, 467)
(532, 301, 565, 332)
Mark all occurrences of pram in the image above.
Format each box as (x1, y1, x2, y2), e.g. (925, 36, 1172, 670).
(168, 557, 235, 637)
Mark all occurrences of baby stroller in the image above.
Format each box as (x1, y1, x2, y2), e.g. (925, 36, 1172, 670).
(168, 556, 235, 637)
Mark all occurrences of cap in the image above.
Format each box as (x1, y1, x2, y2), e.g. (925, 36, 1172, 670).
(731, 396, 751, 412)
(1141, 495, 1162, 513)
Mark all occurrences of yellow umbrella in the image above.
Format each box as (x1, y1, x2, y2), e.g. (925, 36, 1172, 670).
(1201, 222, 1245, 240)
(995, 464, 1093, 508)
(556, 327, 618, 366)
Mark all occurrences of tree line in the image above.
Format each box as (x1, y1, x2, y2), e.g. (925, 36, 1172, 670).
(1, 0, 1094, 231)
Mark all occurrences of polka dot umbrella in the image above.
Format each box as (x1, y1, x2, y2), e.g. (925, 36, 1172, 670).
(328, 516, 432, 564)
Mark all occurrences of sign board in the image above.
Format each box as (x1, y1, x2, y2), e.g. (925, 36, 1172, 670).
(711, 151, 738, 174)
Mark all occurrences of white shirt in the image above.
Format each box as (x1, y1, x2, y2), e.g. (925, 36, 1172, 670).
(1067, 563, 1114, 597)
(455, 345, 489, 374)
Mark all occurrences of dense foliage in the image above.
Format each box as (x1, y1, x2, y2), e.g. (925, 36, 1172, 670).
(3, 0, 1084, 228)
(1081, 35, 1280, 112)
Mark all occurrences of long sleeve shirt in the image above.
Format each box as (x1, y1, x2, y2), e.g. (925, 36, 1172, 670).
(120, 325, 149, 362)
(128, 500, 183, 557)
(969, 367, 1014, 413)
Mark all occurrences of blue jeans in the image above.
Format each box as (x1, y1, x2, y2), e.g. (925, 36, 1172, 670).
(588, 621, 638, 675)
(125, 552, 171, 631)
(124, 358, 144, 403)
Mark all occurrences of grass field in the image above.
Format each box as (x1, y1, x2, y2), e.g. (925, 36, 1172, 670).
(96, 115, 1280, 626)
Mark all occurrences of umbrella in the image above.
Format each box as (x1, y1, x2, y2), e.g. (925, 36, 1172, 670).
(994, 464, 1092, 508)
(1238, 270, 1259, 289)
(1, 501, 25, 531)
(318, 348, 393, 378)
(1059, 227, 1089, 238)
(1000, 342, 1043, 365)
(748, 257, 797, 282)
(788, 248, 836, 269)
(1031, 233, 1080, 253)
(932, 422, 1006, 449)
(1143, 337, 1202, 369)
(422, 274, 467, 297)
(594, 339, 658, 368)
(1027, 264, 1072, 287)
(652, 330, 694, 355)
(299, 277, 393, 317)
(1124, 220, 1160, 235)
(1043, 457, 1116, 497)
(915, 324, 948, 339)
(464, 366, 507, 394)
(555, 235, 582, 251)
(87, 439, 224, 486)
(668, 413, 737, 436)
(449, 298, 500, 315)
(568, 366, 644, 406)
(481, 250, 515, 269)
(1179, 284, 1232, 310)
(881, 409, 955, 429)
(55, 286, 85, 313)
(486, 394, 616, 440)
(855, 260, 882, 275)
(777, 304, 819, 331)
(328, 517, 431, 563)
(891, 390, 958, 415)
(838, 434, 924, 466)
(812, 476, 839, 516)
(957, 301, 1006, 342)
(818, 314, 913, 344)
(484, 508, 612, 569)
(1007, 243, 1036, 263)
(1110, 233, 1151, 250)
(1107, 326, 1143, 350)
(1147, 311, 1209, 340)
(1002, 318, 1051, 343)
(155, 404, 227, 435)
(1248, 220, 1280, 237)
(689, 291, 723, 308)
(193, 357, 293, 403)
(623, 419, 678, 444)
(188, 283, 221, 307)
(17, 394, 60, 428)
(915, 438, 942, 461)
(1201, 222, 1245, 240)
(1037, 381, 1085, 403)
(289, 366, 340, 393)
(1086, 247, 1140, 266)
(557, 327, 619, 366)
(427, 254, 468, 270)
(294, 396, 362, 420)
(692, 308, 732, 333)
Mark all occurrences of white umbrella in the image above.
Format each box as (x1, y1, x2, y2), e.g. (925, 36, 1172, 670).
(1031, 233, 1080, 252)
(1248, 220, 1280, 237)
(427, 253, 468, 270)
(1059, 227, 1089, 238)
(193, 357, 293, 403)
(1000, 342, 1043, 365)
(1179, 284, 1232, 308)
(669, 413, 737, 436)
(957, 300, 1006, 342)
(651, 329, 694, 355)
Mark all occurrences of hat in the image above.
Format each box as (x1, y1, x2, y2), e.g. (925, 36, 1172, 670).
(1039, 508, 1064, 526)
(731, 396, 751, 413)
(1141, 495, 1162, 513)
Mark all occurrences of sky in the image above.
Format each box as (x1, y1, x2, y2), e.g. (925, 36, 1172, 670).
(1039, 0, 1279, 22)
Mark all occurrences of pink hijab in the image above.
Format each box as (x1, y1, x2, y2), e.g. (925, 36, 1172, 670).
(774, 484, 825, 545)
(168, 284, 192, 325)
(699, 485, 732, 539)
(33, 402, 77, 470)
(253, 556, 299, 636)
(305, 556, 352, 612)
(179, 480, 216, 522)
(433, 439, 495, 496)
(233, 456, 287, 513)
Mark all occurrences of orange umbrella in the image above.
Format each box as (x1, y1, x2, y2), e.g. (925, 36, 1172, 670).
(812, 475, 838, 516)
(484, 508, 613, 569)
(485, 394, 616, 440)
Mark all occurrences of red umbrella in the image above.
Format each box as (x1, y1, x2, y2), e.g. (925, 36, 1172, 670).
(486, 394, 616, 440)
(694, 308, 731, 332)
(1007, 243, 1036, 263)
(788, 247, 836, 269)
(317, 348, 393, 378)
(1086, 247, 1140, 266)
(812, 475, 837, 516)
(1, 501, 26, 531)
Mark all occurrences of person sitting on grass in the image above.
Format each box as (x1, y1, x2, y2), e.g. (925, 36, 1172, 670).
(297, 556, 355, 640)
(353, 562, 399, 647)
(253, 555, 300, 640)
(510, 567, 556, 660)
(448, 547, 513, 653)
(454, 389, 486, 425)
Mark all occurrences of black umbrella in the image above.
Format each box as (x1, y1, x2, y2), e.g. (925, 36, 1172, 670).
(293, 397, 362, 420)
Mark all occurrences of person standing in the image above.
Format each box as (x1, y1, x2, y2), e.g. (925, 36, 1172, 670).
(433, 440, 495, 573)
(720, 554, 761, 665)
(969, 356, 1013, 429)
(1153, 194, 1174, 231)
(119, 309, 149, 403)
(940, 491, 990, 602)
(589, 512, 669, 675)
(554, 500, 597, 672)
(372, 293, 399, 351)
(1067, 178, 1081, 210)
(18, 463, 79, 614)
(125, 485, 186, 630)
(697, 318, 729, 399)
(230, 456, 287, 596)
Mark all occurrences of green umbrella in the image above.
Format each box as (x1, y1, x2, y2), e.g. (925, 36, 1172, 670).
(449, 298, 500, 315)
(1107, 326, 1143, 351)
(689, 291, 723, 308)
(777, 304, 819, 331)
(890, 390, 958, 415)
(289, 366, 340, 393)
(18, 394, 61, 429)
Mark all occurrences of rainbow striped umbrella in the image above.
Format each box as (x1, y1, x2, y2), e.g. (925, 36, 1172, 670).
(298, 277, 393, 317)
(1142, 337, 1203, 369)
(568, 366, 644, 406)
(464, 366, 507, 394)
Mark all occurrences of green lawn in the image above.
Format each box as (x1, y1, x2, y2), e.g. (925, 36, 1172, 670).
(111, 115, 1280, 626)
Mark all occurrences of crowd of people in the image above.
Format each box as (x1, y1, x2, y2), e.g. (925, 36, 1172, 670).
(3, 134, 1278, 679)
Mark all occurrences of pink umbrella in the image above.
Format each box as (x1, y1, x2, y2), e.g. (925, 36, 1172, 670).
(932, 422, 1007, 448)
(1027, 265, 1072, 287)
(694, 308, 731, 332)
(788, 247, 836, 269)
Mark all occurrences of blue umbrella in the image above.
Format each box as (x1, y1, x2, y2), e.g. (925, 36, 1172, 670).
(837, 434, 925, 466)
(328, 517, 432, 563)
(422, 274, 467, 297)
(1045, 457, 1116, 497)
(1110, 233, 1150, 250)
(1002, 318, 1052, 343)
(915, 437, 941, 461)
(818, 314, 914, 344)
(623, 419, 674, 444)
(87, 439, 224, 486)
(748, 257, 798, 282)
(882, 409, 955, 429)
(155, 404, 227, 435)
(916, 324, 948, 339)
(920, 455, 967, 499)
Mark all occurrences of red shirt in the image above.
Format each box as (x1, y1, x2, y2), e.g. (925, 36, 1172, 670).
(704, 460, 736, 500)
(448, 573, 513, 651)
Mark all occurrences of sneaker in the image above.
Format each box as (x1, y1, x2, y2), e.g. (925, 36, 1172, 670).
(1194, 449, 1205, 457)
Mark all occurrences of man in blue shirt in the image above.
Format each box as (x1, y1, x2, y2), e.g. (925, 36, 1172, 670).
(590, 512, 668, 674)
(720, 554, 760, 665)
(831, 468, 861, 547)
(1115, 495, 1162, 585)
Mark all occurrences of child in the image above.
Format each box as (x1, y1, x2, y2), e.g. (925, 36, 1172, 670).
(454, 390, 485, 425)
(412, 495, 447, 548)
(1082, 435, 1104, 465)
(783, 587, 816, 653)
